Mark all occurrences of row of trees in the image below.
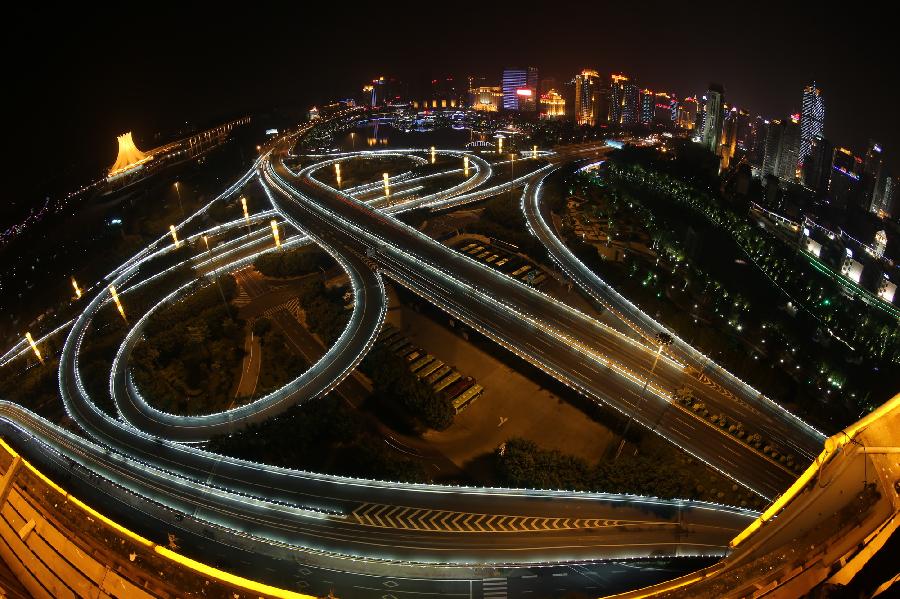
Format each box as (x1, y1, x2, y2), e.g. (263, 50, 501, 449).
(253, 247, 331, 278)
(131, 276, 245, 415)
(208, 393, 430, 483)
(495, 438, 765, 508)
(360, 345, 454, 432)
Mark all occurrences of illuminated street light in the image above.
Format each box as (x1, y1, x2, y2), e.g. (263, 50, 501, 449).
(383, 173, 390, 197)
(270, 219, 281, 248)
(498, 136, 504, 154)
(463, 156, 469, 177)
(430, 146, 436, 164)
(25, 332, 42, 364)
(169, 225, 180, 248)
(335, 163, 342, 188)
(71, 277, 82, 300)
(109, 285, 126, 321)
(533, 145, 538, 159)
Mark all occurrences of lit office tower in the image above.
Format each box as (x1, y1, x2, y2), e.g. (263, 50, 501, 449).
(574, 69, 600, 125)
(775, 115, 802, 181)
(862, 140, 887, 212)
(761, 120, 783, 179)
(640, 89, 655, 125)
(803, 135, 833, 192)
(676, 97, 698, 130)
(828, 147, 862, 208)
(800, 82, 825, 166)
(502, 68, 528, 110)
(701, 84, 725, 154)
(608, 74, 630, 124)
(621, 81, 641, 125)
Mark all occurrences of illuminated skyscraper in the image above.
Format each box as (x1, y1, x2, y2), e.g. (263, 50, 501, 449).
(640, 89, 654, 125)
(502, 68, 528, 111)
(676, 97, 698, 130)
(609, 75, 640, 126)
(701, 84, 725, 154)
(573, 69, 600, 125)
(800, 82, 825, 166)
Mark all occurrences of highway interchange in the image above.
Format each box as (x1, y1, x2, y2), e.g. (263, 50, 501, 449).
(0, 110, 829, 597)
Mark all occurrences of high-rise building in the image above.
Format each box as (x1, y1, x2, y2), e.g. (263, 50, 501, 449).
(875, 176, 896, 217)
(609, 74, 639, 125)
(829, 147, 862, 208)
(653, 92, 676, 127)
(761, 119, 783, 179)
(701, 84, 725, 154)
(862, 140, 887, 212)
(640, 89, 655, 125)
(501, 68, 528, 111)
(803, 135, 833, 192)
(775, 115, 802, 182)
(749, 115, 767, 167)
(676, 97, 698, 130)
(800, 82, 825, 167)
(734, 109, 753, 151)
(540, 90, 566, 119)
(574, 69, 600, 125)
(621, 81, 641, 125)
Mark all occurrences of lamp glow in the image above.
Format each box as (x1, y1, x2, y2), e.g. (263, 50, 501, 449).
(109, 285, 126, 321)
(25, 332, 42, 364)
(270, 219, 281, 248)
(169, 225, 180, 248)
(71, 277, 82, 299)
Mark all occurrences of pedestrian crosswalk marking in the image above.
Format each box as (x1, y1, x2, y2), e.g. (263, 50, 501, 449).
(350, 503, 636, 533)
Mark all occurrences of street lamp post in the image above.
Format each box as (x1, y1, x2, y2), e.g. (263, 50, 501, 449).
(383, 173, 390, 198)
(463, 155, 469, 177)
(203, 235, 232, 318)
(169, 225, 180, 248)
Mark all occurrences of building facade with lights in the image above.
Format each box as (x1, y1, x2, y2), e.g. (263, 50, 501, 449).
(573, 69, 600, 125)
(701, 84, 725, 155)
(540, 89, 566, 119)
(800, 82, 825, 166)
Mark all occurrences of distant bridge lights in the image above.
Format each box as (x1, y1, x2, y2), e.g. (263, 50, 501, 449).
(25, 332, 42, 364)
(270, 219, 281, 248)
(109, 285, 126, 321)
(71, 277, 82, 300)
(169, 225, 180, 248)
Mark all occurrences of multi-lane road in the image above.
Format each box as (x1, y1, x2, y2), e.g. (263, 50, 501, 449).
(0, 110, 832, 597)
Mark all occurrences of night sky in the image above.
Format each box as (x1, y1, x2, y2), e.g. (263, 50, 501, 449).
(7, 2, 898, 220)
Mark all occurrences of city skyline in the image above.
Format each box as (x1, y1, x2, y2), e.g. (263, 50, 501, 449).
(7, 3, 899, 213)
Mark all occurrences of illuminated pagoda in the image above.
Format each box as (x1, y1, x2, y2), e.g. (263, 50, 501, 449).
(108, 132, 154, 179)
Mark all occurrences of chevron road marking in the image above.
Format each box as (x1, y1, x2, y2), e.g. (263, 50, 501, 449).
(350, 503, 649, 533)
